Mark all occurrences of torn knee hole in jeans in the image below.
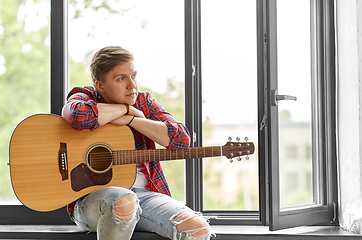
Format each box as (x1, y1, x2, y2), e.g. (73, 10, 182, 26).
(171, 208, 214, 239)
(112, 194, 138, 223)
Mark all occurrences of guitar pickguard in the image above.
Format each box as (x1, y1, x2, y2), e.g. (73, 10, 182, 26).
(71, 163, 112, 192)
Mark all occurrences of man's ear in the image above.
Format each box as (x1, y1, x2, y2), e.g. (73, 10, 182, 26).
(95, 80, 104, 93)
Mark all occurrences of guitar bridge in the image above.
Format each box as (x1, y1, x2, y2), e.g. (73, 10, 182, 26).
(58, 142, 69, 181)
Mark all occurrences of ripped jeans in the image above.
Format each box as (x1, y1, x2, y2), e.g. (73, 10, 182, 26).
(73, 187, 214, 240)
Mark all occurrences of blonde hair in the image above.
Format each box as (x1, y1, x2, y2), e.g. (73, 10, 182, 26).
(90, 46, 134, 86)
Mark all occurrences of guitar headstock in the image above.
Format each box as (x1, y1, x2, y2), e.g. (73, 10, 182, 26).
(222, 137, 255, 163)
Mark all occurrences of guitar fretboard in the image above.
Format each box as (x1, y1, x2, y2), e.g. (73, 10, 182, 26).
(113, 146, 222, 165)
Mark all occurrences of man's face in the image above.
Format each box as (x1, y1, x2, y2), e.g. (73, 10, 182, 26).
(96, 61, 138, 105)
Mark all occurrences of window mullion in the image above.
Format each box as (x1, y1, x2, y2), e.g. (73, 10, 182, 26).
(185, 0, 203, 212)
(50, 0, 68, 115)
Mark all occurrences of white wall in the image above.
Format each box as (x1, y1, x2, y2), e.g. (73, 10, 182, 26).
(337, 0, 362, 233)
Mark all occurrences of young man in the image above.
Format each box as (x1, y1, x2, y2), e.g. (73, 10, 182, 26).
(62, 46, 213, 240)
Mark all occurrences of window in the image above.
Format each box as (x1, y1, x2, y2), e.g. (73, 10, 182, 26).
(1, 0, 50, 205)
(67, 0, 186, 203)
(200, 0, 258, 212)
(0, 0, 73, 225)
(0, 0, 50, 205)
(1, 0, 338, 231)
(258, 0, 338, 230)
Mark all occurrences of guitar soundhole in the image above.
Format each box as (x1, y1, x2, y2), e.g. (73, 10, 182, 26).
(88, 146, 112, 172)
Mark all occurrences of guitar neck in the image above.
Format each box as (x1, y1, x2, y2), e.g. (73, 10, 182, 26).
(113, 146, 221, 165)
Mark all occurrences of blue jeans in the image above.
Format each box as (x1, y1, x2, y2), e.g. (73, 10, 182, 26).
(73, 187, 213, 240)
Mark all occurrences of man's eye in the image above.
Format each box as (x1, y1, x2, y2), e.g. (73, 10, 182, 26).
(119, 77, 124, 81)
(132, 74, 136, 79)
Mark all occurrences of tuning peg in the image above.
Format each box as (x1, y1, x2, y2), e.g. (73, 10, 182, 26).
(230, 159, 234, 163)
(245, 137, 250, 147)
(236, 137, 240, 142)
(237, 157, 241, 161)
(245, 156, 250, 160)
(228, 137, 232, 142)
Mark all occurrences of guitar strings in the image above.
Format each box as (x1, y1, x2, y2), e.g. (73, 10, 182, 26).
(86, 145, 245, 164)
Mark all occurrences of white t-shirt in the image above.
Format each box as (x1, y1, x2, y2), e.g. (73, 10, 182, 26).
(133, 163, 148, 188)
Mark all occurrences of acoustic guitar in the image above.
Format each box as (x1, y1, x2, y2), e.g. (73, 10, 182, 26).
(9, 114, 255, 212)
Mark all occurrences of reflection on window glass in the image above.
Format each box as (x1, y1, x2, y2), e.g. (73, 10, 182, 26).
(201, 0, 258, 211)
(68, 0, 185, 202)
(0, 0, 50, 204)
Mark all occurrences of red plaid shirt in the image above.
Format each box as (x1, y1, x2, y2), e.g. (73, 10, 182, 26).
(62, 86, 190, 215)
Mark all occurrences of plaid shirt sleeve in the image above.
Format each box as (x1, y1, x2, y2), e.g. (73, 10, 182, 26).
(61, 86, 100, 131)
(137, 92, 191, 150)
(134, 92, 190, 196)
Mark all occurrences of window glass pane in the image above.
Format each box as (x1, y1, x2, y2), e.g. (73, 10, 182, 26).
(1, 0, 50, 205)
(68, 0, 185, 202)
(201, 0, 258, 211)
(277, 0, 314, 208)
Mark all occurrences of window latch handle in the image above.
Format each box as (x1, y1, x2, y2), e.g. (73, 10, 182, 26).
(272, 90, 297, 106)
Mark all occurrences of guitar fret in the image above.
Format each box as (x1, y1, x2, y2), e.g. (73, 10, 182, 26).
(164, 149, 169, 161)
(176, 149, 181, 159)
(145, 149, 149, 163)
(189, 148, 195, 158)
(198, 148, 204, 158)
(161, 149, 164, 161)
(147, 149, 151, 162)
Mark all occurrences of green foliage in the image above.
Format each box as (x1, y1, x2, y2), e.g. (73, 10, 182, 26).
(161, 160, 185, 202)
(0, 0, 50, 200)
(139, 76, 185, 122)
(69, 60, 91, 88)
(0, 0, 186, 201)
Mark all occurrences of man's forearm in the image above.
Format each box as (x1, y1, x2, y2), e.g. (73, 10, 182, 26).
(97, 103, 128, 126)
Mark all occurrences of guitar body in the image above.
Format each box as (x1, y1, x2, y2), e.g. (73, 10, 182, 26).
(9, 114, 136, 212)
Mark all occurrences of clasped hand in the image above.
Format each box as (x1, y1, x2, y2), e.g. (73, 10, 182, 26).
(110, 105, 145, 126)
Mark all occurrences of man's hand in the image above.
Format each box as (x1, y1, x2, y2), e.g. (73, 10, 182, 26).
(109, 106, 145, 126)
(128, 106, 145, 118)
